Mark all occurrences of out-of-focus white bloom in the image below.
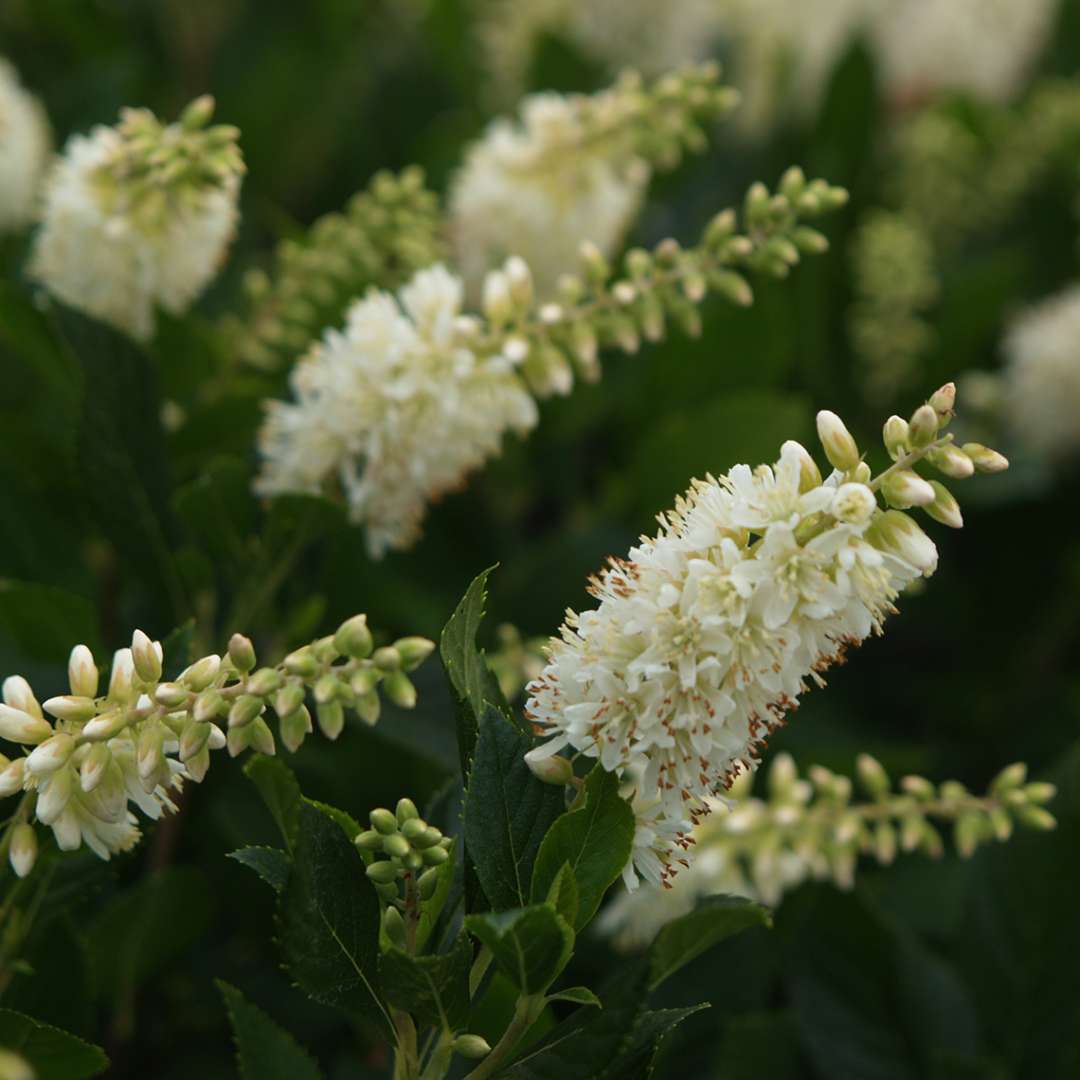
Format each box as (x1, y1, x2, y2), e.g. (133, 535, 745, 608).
(29, 96, 243, 342)
(717, 0, 1057, 130)
(255, 264, 539, 557)
(526, 442, 933, 887)
(0, 58, 50, 232)
(1002, 282, 1080, 460)
(449, 91, 649, 299)
(479, 0, 720, 102)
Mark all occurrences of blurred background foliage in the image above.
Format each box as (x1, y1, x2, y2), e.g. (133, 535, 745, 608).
(2, 1, 1080, 1077)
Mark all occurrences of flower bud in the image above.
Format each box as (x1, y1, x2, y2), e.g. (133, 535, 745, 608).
(482, 270, 512, 325)
(396, 798, 419, 824)
(991, 763, 1028, 796)
(274, 682, 306, 717)
(3, 676, 42, 718)
(356, 829, 384, 851)
(180, 719, 212, 761)
(9, 823, 37, 879)
(1023, 782, 1056, 804)
(35, 766, 73, 824)
(421, 845, 449, 867)
(452, 1035, 492, 1059)
(228, 633, 257, 673)
(524, 747, 575, 786)
(186, 745, 211, 783)
(108, 648, 138, 702)
(314, 673, 339, 705)
(80, 743, 110, 792)
(181, 654, 221, 692)
(370, 808, 398, 835)
(26, 733, 75, 777)
(249, 717, 276, 756)
(882, 415, 909, 461)
(68, 644, 99, 698)
(383, 904, 407, 948)
(279, 706, 312, 753)
(382, 671, 416, 709)
(334, 614, 374, 659)
(874, 822, 897, 864)
(383, 833, 410, 858)
(504, 255, 533, 309)
(246, 667, 283, 698)
(929, 382, 956, 418)
(856, 754, 890, 799)
(0, 757, 25, 798)
(42, 695, 97, 723)
(908, 404, 939, 448)
(403, 850, 424, 871)
(311, 636, 339, 664)
(961, 442, 1009, 473)
(355, 691, 381, 727)
(154, 682, 190, 708)
(578, 240, 608, 284)
(366, 859, 400, 884)
(194, 689, 226, 724)
(955, 812, 984, 858)
(881, 469, 935, 509)
(927, 444, 975, 479)
(373, 646, 401, 671)
(394, 637, 435, 671)
(137, 724, 166, 781)
(400, 818, 427, 843)
(815, 410, 860, 472)
(0, 1047, 35, 1080)
(924, 481, 963, 529)
(283, 647, 319, 677)
(1016, 805, 1056, 831)
(316, 702, 345, 740)
(417, 866, 441, 900)
(80, 707, 131, 741)
(831, 482, 877, 525)
(0, 703, 53, 745)
(131, 629, 163, 683)
(868, 510, 938, 575)
(781, 440, 821, 493)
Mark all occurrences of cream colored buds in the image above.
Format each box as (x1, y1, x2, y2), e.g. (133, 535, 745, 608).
(832, 482, 877, 525)
(9, 823, 37, 878)
(924, 481, 963, 528)
(815, 410, 860, 472)
(42, 695, 97, 723)
(867, 510, 938, 575)
(26, 733, 75, 776)
(228, 633, 257, 673)
(131, 629, 162, 682)
(855, 754, 889, 799)
(928, 382, 956, 419)
(68, 644, 98, 698)
(781, 439, 822, 493)
(927, 444, 975, 479)
(180, 654, 221, 692)
(0, 703, 53, 745)
(883, 416, 910, 460)
(881, 469, 935, 508)
(3, 675, 42, 719)
(524, 747, 575, 786)
(961, 442, 1009, 473)
(908, 404, 939, 447)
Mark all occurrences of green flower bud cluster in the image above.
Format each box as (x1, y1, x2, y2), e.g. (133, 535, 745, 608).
(356, 797, 452, 908)
(684, 753, 1053, 908)
(0, 617, 434, 876)
(227, 167, 445, 370)
(535, 63, 740, 176)
(474, 166, 847, 398)
(92, 95, 244, 232)
(849, 211, 939, 403)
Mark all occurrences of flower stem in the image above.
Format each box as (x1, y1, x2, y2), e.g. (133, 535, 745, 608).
(463, 994, 542, 1080)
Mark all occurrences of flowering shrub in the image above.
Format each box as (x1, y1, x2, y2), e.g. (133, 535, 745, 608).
(1, 7, 1078, 1080)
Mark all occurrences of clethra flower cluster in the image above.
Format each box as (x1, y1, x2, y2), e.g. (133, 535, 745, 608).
(255, 264, 539, 558)
(448, 63, 738, 298)
(256, 167, 845, 556)
(0, 616, 433, 877)
(0, 58, 51, 233)
(28, 95, 243, 342)
(601, 752, 1057, 947)
(524, 383, 1009, 888)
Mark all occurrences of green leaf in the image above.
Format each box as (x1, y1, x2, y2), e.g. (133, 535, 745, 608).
(530, 766, 635, 930)
(465, 905, 573, 995)
(171, 456, 258, 575)
(217, 981, 323, 1080)
(159, 619, 195, 680)
(379, 933, 472, 1031)
(648, 895, 772, 990)
(546, 987, 600, 1008)
(439, 565, 512, 776)
(544, 863, 579, 928)
(307, 798, 363, 842)
(464, 706, 566, 910)
(278, 800, 389, 1030)
(0, 581, 103, 682)
(228, 846, 290, 893)
(244, 754, 302, 853)
(85, 867, 214, 1002)
(0, 1010, 107, 1080)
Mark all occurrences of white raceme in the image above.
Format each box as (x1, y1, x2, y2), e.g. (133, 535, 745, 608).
(526, 438, 937, 888)
(1002, 282, 1080, 460)
(449, 91, 648, 299)
(0, 58, 50, 232)
(255, 264, 538, 557)
(28, 97, 243, 342)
